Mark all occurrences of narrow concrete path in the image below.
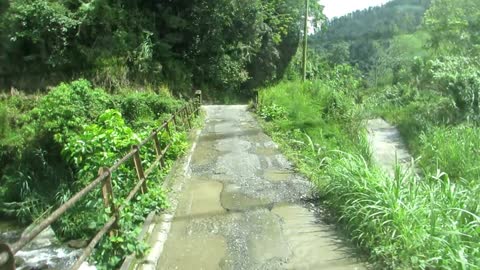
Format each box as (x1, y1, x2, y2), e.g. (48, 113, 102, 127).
(367, 119, 414, 176)
(151, 106, 365, 270)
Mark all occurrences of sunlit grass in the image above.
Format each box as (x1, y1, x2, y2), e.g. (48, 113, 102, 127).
(258, 80, 480, 269)
(323, 152, 480, 269)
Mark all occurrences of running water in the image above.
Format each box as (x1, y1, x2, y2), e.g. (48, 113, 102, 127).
(0, 220, 95, 270)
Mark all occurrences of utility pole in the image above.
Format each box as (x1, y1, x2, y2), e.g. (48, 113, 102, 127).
(302, 0, 309, 82)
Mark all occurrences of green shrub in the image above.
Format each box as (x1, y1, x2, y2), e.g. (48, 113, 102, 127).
(0, 103, 8, 140)
(427, 57, 480, 118)
(0, 80, 114, 220)
(29, 79, 114, 143)
(114, 91, 183, 129)
(259, 103, 287, 121)
(60, 108, 186, 268)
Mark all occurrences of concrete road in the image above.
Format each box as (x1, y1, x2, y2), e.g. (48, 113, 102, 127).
(153, 105, 365, 270)
(367, 118, 415, 177)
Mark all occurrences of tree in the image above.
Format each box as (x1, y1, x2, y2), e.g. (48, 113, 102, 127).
(424, 0, 480, 56)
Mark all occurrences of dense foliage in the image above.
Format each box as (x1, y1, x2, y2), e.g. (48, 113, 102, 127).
(0, 80, 188, 267)
(0, 0, 323, 99)
(311, 0, 431, 74)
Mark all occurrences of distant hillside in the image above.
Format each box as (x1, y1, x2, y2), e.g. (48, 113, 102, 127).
(311, 0, 431, 71)
(317, 0, 431, 42)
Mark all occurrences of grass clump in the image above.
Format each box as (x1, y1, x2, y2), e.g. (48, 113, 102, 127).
(324, 153, 480, 269)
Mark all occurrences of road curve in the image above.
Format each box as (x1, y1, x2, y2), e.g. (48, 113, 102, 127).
(155, 105, 365, 270)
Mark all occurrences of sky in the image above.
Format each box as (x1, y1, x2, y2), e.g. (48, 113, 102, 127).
(321, 0, 391, 19)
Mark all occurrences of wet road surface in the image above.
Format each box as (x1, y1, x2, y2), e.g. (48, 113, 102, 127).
(156, 105, 365, 270)
(367, 118, 415, 176)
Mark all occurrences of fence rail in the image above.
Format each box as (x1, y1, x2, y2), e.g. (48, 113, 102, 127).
(0, 90, 202, 270)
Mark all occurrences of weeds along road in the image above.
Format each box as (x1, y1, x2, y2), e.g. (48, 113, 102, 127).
(141, 105, 365, 270)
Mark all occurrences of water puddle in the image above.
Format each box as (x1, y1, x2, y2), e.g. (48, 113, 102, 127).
(220, 185, 272, 211)
(158, 180, 228, 270)
(157, 236, 227, 270)
(247, 212, 290, 267)
(263, 169, 291, 182)
(178, 181, 225, 218)
(255, 146, 278, 156)
(272, 204, 365, 270)
(191, 139, 217, 167)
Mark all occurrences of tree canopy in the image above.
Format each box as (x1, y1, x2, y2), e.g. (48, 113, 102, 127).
(0, 0, 323, 95)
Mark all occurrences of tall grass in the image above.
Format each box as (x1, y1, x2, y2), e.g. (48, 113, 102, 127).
(324, 153, 480, 269)
(258, 80, 480, 269)
(419, 125, 480, 181)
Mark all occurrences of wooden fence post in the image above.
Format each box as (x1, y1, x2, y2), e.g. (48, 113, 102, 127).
(165, 121, 172, 137)
(152, 130, 166, 168)
(0, 243, 14, 270)
(181, 108, 188, 128)
(99, 167, 118, 237)
(172, 115, 178, 132)
(132, 145, 148, 194)
(186, 104, 193, 129)
(195, 90, 202, 107)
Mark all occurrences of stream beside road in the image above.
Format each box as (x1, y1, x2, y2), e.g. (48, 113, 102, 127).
(0, 220, 91, 270)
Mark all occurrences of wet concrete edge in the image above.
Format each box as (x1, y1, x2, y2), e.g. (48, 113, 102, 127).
(119, 121, 204, 270)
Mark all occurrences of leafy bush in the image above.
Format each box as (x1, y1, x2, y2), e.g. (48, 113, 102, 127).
(62, 109, 141, 187)
(0, 103, 8, 140)
(60, 109, 175, 268)
(0, 80, 114, 222)
(30, 79, 113, 143)
(427, 57, 480, 118)
(259, 103, 287, 121)
(114, 91, 183, 129)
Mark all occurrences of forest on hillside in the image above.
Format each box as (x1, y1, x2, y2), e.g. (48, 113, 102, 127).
(0, 1, 324, 268)
(311, 0, 431, 76)
(0, 0, 322, 97)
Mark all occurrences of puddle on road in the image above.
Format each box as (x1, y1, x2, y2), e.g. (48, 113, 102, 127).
(158, 181, 228, 270)
(247, 211, 290, 267)
(255, 146, 278, 156)
(158, 236, 227, 270)
(264, 169, 292, 182)
(272, 204, 366, 270)
(176, 180, 225, 220)
(191, 139, 218, 167)
(220, 185, 272, 211)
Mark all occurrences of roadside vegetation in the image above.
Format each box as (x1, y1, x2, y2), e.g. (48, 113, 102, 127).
(0, 0, 325, 267)
(0, 79, 189, 268)
(258, 0, 480, 268)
